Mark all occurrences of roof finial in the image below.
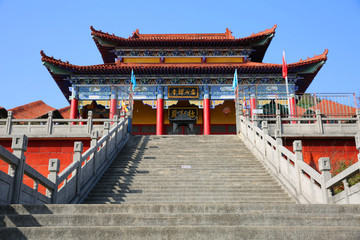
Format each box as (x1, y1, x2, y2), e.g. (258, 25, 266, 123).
(132, 29, 140, 38)
(225, 28, 233, 38)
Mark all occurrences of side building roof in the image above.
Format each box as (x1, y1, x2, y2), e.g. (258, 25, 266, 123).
(90, 25, 277, 64)
(8, 100, 63, 119)
(41, 49, 328, 101)
(58, 106, 71, 119)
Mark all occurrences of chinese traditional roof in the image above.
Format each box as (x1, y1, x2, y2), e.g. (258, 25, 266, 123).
(8, 100, 63, 119)
(309, 99, 357, 117)
(90, 25, 277, 63)
(41, 49, 328, 101)
(295, 106, 307, 116)
(58, 106, 71, 119)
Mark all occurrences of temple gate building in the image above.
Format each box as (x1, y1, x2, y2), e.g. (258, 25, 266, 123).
(41, 25, 328, 135)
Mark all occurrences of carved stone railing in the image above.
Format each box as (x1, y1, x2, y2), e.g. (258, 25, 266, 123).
(0, 135, 57, 204)
(239, 115, 360, 204)
(0, 115, 131, 204)
(0, 111, 128, 138)
(250, 109, 360, 138)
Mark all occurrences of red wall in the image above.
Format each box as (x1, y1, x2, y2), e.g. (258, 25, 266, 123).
(283, 138, 358, 173)
(0, 138, 90, 193)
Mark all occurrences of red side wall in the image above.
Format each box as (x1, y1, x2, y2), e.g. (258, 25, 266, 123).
(283, 138, 358, 173)
(0, 139, 90, 193)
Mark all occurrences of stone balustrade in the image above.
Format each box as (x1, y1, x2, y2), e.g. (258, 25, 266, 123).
(0, 115, 131, 204)
(0, 111, 128, 138)
(239, 115, 360, 204)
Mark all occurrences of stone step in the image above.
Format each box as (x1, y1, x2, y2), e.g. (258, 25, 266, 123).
(83, 199, 295, 204)
(2, 226, 360, 240)
(88, 192, 289, 201)
(91, 185, 284, 190)
(2, 213, 359, 228)
(108, 163, 261, 167)
(2, 203, 360, 215)
(97, 178, 277, 186)
(99, 175, 276, 180)
(83, 196, 293, 203)
(92, 183, 280, 188)
(3, 225, 360, 240)
(90, 188, 285, 194)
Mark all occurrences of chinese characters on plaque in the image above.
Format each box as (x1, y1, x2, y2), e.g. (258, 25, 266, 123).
(168, 86, 199, 99)
(169, 108, 198, 120)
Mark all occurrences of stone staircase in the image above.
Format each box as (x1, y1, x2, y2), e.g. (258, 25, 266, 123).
(84, 135, 294, 204)
(1, 135, 360, 239)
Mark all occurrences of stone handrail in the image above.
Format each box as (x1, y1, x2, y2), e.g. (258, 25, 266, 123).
(239, 115, 360, 204)
(52, 116, 130, 203)
(250, 109, 360, 137)
(0, 110, 128, 138)
(0, 135, 57, 204)
(0, 114, 131, 204)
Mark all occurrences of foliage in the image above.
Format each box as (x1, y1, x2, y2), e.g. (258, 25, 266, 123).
(331, 160, 360, 194)
(262, 100, 288, 116)
(296, 93, 322, 109)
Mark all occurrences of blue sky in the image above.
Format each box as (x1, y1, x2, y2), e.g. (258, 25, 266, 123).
(0, 0, 359, 109)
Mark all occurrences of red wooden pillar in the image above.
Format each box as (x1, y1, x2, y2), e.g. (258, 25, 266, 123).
(289, 94, 296, 116)
(250, 94, 256, 117)
(203, 93, 211, 135)
(156, 93, 164, 135)
(289, 94, 297, 124)
(109, 93, 118, 120)
(70, 88, 79, 125)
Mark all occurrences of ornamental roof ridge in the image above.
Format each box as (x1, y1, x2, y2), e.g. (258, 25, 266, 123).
(90, 25, 276, 42)
(130, 28, 235, 40)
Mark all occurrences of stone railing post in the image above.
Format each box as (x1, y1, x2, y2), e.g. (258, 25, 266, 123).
(113, 115, 120, 148)
(6, 111, 13, 135)
(73, 142, 83, 198)
(47, 158, 60, 203)
(261, 121, 268, 134)
(356, 110, 360, 131)
(342, 179, 350, 204)
(261, 121, 268, 157)
(319, 157, 331, 203)
(275, 129, 282, 145)
(87, 111, 93, 134)
(293, 140, 303, 195)
(9, 135, 28, 203)
(91, 130, 99, 175)
(245, 109, 250, 123)
(103, 122, 110, 161)
(316, 110, 324, 133)
(356, 132, 360, 171)
(274, 130, 282, 173)
(113, 115, 119, 126)
(236, 104, 243, 135)
(238, 104, 244, 116)
(252, 114, 259, 128)
(46, 111, 53, 134)
(276, 110, 282, 136)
